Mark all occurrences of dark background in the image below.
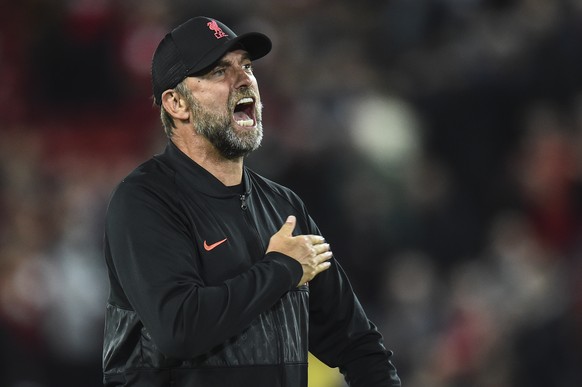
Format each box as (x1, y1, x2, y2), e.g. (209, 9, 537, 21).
(1, 1, 582, 386)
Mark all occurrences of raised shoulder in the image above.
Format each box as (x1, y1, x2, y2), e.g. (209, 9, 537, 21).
(246, 168, 305, 208)
(108, 155, 179, 210)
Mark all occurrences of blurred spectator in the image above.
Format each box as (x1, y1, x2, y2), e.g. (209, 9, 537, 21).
(1, 1, 582, 386)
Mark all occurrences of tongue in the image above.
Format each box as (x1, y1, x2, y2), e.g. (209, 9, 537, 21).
(233, 111, 252, 122)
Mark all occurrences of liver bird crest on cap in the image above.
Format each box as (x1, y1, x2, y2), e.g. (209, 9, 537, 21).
(207, 20, 228, 39)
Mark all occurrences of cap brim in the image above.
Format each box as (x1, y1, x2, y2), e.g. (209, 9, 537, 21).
(186, 32, 272, 76)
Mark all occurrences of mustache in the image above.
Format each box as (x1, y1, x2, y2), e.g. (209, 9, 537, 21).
(229, 87, 259, 107)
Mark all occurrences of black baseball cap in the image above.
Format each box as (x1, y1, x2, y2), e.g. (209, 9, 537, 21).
(151, 16, 272, 105)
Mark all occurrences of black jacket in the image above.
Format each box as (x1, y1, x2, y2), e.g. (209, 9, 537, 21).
(102, 142, 400, 386)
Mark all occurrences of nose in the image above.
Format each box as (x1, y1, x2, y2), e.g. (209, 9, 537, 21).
(233, 67, 252, 89)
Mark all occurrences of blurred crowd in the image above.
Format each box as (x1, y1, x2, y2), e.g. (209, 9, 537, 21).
(1, 0, 582, 386)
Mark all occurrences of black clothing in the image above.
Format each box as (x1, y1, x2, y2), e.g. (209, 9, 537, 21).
(102, 141, 400, 386)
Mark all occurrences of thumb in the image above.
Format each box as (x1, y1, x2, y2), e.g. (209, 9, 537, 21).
(278, 215, 296, 236)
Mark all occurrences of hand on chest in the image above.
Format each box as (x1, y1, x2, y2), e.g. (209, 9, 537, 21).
(188, 195, 299, 285)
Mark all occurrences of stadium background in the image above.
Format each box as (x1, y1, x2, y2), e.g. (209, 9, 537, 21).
(1, 0, 582, 386)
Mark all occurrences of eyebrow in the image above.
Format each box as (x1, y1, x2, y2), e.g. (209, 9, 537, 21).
(213, 52, 252, 69)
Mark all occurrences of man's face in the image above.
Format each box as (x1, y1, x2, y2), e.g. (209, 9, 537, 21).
(184, 49, 263, 159)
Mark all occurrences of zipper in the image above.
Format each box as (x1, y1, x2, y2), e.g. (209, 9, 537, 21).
(240, 191, 286, 385)
(239, 193, 262, 264)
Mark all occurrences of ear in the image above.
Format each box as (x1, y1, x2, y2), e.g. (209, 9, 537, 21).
(161, 89, 190, 122)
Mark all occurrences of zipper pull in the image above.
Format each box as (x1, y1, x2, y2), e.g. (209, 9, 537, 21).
(240, 194, 248, 210)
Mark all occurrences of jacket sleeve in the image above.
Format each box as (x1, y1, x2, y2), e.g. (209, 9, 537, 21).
(304, 216, 401, 387)
(104, 179, 303, 359)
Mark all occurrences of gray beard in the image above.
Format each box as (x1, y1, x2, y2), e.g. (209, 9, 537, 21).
(191, 96, 263, 160)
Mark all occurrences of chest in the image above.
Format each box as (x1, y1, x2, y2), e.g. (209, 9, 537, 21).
(181, 190, 302, 285)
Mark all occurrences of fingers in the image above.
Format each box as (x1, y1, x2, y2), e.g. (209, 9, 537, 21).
(309, 235, 326, 245)
(312, 242, 330, 256)
(273, 216, 333, 284)
(297, 250, 333, 287)
(302, 235, 329, 260)
(316, 250, 333, 268)
(310, 243, 333, 269)
(279, 215, 325, 243)
(317, 257, 332, 272)
(278, 215, 296, 237)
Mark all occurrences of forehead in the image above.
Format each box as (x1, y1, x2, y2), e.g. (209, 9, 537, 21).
(191, 49, 251, 80)
(184, 49, 254, 89)
(214, 49, 251, 65)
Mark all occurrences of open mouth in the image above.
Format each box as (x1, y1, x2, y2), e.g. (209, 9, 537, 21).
(233, 97, 256, 128)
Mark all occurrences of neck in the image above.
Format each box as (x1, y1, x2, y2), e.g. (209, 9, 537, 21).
(171, 135, 244, 187)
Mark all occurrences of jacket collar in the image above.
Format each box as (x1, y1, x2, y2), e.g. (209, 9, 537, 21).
(163, 141, 251, 198)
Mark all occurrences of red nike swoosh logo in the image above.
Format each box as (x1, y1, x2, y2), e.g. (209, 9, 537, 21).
(203, 238, 227, 251)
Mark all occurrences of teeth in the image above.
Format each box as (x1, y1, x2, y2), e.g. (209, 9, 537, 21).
(236, 119, 254, 127)
(237, 97, 254, 105)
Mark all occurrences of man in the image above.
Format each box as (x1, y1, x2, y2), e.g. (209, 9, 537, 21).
(102, 16, 401, 387)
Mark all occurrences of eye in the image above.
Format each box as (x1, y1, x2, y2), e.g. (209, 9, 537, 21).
(212, 67, 226, 77)
(243, 63, 253, 72)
